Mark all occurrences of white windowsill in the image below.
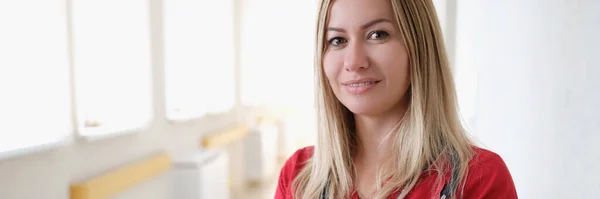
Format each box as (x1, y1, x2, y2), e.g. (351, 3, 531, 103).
(167, 107, 236, 124)
(0, 138, 72, 161)
(167, 113, 209, 124)
(77, 122, 151, 142)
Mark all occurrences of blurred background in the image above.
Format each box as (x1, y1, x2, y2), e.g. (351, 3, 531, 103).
(0, 0, 598, 198)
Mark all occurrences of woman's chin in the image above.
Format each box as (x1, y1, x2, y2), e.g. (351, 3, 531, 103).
(344, 105, 384, 117)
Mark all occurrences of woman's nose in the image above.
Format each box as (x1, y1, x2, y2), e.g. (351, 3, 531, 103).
(343, 42, 370, 72)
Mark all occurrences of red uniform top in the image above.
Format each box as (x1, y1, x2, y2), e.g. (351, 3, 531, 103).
(275, 146, 517, 199)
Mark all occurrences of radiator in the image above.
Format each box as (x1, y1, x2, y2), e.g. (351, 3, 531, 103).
(172, 149, 230, 199)
(244, 122, 279, 185)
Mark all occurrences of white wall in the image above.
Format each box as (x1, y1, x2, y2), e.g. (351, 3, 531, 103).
(455, 0, 600, 198)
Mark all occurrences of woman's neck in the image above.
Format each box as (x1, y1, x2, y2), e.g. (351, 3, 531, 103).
(352, 100, 408, 197)
(355, 96, 408, 161)
(354, 110, 404, 162)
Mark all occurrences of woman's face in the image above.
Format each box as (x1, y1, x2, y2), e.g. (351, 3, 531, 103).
(323, 0, 411, 116)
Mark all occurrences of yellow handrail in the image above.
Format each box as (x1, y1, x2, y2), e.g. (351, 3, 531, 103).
(70, 153, 171, 199)
(201, 125, 250, 149)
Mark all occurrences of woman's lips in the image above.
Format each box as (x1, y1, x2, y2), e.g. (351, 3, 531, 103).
(343, 79, 381, 94)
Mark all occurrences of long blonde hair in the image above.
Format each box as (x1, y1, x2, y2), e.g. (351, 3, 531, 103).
(292, 0, 475, 198)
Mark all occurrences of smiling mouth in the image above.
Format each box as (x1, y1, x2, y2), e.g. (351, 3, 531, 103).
(346, 80, 381, 87)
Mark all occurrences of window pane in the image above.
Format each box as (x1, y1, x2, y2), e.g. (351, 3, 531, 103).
(240, 0, 274, 107)
(0, 0, 72, 153)
(71, 0, 153, 136)
(164, 0, 236, 120)
(240, 0, 316, 108)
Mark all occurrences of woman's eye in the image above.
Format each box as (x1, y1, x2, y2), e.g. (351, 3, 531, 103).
(368, 30, 390, 40)
(328, 37, 347, 46)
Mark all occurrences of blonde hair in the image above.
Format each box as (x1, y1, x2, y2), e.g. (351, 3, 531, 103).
(292, 0, 475, 198)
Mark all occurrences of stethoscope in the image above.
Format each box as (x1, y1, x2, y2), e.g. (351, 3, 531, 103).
(319, 159, 457, 199)
(320, 179, 452, 199)
(319, 182, 451, 199)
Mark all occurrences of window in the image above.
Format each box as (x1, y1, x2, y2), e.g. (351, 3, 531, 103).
(164, 0, 236, 121)
(0, 0, 72, 156)
(240, 0, 316, 109)
(239, 0, 276, 107)
(71, 0, 153, 137)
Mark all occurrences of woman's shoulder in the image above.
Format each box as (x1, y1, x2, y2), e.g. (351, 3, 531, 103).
(461, 146, 518, 198)
(280, 146, 314, 177)
(470, 147, 508, 167)
(468, 147, 513, 175)
(275, 146, 314, 198)
(288, 146, 315, 164)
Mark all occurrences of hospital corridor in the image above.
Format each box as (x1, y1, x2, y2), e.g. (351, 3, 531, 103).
(0, 0, 599, 199)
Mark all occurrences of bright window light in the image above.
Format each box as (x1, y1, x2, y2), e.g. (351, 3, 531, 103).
(164, 0, 236, 120)
(240, 0, 317, 109)
(71, 0, 153, 137)
(0, 0, 72, 155)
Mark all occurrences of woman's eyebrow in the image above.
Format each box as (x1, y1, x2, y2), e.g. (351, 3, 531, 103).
(360, 18, 392, 30)
(327, 18, 392, 33)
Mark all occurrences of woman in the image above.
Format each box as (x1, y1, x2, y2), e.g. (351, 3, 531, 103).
(275, 0, 517, 198)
